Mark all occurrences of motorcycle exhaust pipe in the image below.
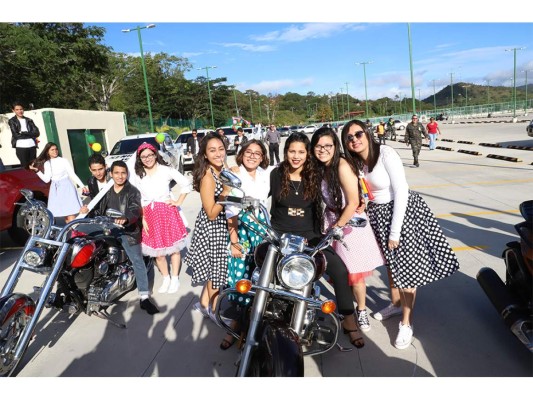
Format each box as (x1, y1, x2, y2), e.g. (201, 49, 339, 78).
(477, 267, 532, 351)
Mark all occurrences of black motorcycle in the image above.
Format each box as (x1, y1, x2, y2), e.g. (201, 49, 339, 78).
(477, 200, 532, 352)
(214, 171, 367, 377)
(0, 189, 150, 376)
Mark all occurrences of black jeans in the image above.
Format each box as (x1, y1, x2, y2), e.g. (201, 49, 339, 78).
(269, 143, 280, 165)
(16, 147, 37, 169)
(321, 246, 355, 316)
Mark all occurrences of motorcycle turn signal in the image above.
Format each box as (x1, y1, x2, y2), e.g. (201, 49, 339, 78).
(321, 300, 336, 314)
(236, 279, 252, 294)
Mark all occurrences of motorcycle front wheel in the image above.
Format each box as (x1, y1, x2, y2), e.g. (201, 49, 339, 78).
(246, 322, 303, 377)
(0, 294, 36, 377)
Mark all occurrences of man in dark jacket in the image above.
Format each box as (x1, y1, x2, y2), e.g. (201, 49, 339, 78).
(186, 129, 201, 160)
(405, 114, 428, 167)
(233, 127, 248, 154)
(8, 101, 40, 169)
(79, 160, 159, 315)
(82, 153, 109, 200)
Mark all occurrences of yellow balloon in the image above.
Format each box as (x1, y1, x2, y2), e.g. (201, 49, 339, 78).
(92, 143, 102, 152)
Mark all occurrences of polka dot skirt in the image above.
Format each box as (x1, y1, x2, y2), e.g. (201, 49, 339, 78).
(367, 190, 460, 289)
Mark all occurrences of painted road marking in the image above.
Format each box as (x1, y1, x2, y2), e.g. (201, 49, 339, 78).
(452, 245, 488, 252)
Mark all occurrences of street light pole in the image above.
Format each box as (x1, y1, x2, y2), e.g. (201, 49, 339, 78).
(122, 24, 156, 132)
(485, 79, 490, 105)
(505, 47, 525, 119)
(340, 88, 345, 119)
(450, 72, 455, 119)
(407, 23, 416, 114)
(233, 87, 239, 117)
(432, 79, 437, 115)
(248, 92, 254, 121)
(356, 61, 372, 117)
(345, 82, 350, 117)
(258, 99, 263, 120)
(196, 65, 217, 127)
(462, 85, 471, 109)
(521, 69, 532, 114)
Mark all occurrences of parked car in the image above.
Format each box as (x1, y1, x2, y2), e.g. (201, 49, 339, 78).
(394, 120, 407, 130)
(301, 124, 318, 134)
(0, 167, 50, 244)
(106, 133, 184, 174)
(279, 126, 291, 137)
(174, 129, 211, 171)
(527, 119, 533, 137)
(215, 126, 240, 154)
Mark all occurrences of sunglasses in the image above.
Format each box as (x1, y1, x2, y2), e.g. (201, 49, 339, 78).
(346, 131, 365, 142)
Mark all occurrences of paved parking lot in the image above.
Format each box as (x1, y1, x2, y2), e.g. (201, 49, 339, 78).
(1, 117, 532, 390)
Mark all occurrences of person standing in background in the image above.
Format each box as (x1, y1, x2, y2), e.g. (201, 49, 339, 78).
(8, 101, 40, 169)
(186, 129, 201, 161)
(265, 124, 281, 166)
(426, 117, 441, 150)
(233, 127, 248, 155)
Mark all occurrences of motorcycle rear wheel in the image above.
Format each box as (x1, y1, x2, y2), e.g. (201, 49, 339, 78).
(0, 294, 36, 377)
(246, 322, 303, 377)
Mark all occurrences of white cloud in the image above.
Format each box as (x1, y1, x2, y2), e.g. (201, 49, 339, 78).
(182, 51, 204, 58)
(244, 78, 315, 93)
(216, 42, 276, 52)
(251, 23, 363, 43)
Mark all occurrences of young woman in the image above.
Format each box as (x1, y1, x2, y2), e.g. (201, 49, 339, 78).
(341, 120, 459, 350)
(311, 127, 384, 333)
(220, 139, 272, 350)
(185, 133, 232, 319)
(29, 142, 84, 223)
(269, 132, 364, 348)
(133, 142, 191, 294)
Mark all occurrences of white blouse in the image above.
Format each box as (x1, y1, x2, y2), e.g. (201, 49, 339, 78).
(36, 157, 84, 188)
(132, 164, 192, 207)
(225, 165, 274, 219)
(364, 145, 409, 241)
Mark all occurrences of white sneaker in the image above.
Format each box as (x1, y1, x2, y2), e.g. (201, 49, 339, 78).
(167, 277, 180, 294)
(394, 322, 413, 350)
(158, 276, 171, 293)
(373, 303, 402, 321)
(356, 309, 371, 332)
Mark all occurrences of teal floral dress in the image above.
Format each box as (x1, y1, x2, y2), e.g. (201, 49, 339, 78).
(227, 208, 267, 305)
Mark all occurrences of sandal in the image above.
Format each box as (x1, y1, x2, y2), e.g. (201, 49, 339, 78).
(220, 332, 236, 350)
(343, 327, 365, 349)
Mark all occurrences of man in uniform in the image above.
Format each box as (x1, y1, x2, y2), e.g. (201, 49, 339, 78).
(386, 117, 396, 140)
(404, 114, 428, 168)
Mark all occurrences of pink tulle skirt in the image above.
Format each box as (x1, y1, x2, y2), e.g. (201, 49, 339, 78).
(141, 202, 188, 257)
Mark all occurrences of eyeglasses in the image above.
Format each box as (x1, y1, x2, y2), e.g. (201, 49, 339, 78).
(140, 154, 156, 161)
(314, 144, 334, 152)
(244, 150, 263, 158)
(346, 131, 365, 142)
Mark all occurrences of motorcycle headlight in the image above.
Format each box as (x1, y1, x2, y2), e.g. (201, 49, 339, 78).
(277, 254, 315, 290)
(23, 247, 47, 267)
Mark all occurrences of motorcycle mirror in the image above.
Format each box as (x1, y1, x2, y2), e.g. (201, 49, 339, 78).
(220, 170, 242, 189)
(346, 217, 367, 228)
(20, 188, 34, 200)
(101, 151, 108, 157)
(105, 208, 125, 219)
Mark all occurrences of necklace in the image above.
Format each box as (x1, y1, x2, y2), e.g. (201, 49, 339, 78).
(290, 180, 302, 195)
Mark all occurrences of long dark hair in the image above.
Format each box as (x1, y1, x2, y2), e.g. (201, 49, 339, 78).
(310, 127, 344, 218)
(32, 142, 59, 172)
(191, 132, 225, 192)
(134, 147, 169, 179)
(235, 139, 269, 169)
(341, 119, 381, 174)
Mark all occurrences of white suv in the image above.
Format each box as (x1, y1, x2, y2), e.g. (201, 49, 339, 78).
(106, 133, 184, 174)
(174, 129, 213, 171)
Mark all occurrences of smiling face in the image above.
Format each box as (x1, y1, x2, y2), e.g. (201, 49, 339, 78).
(139, 148, 157, 169)
(111, 165, 128, 186)
(242, 143, 263, 171)
(205, 137, 226, 168)
(313, 135, 335, 166)
(48, 145, 59, 159)
(13, 105, 24, 118)
(286, 141, 307, 172)
(344, 123, 368, 157)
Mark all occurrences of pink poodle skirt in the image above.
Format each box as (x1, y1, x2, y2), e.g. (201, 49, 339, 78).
(141, 202, 188, 257)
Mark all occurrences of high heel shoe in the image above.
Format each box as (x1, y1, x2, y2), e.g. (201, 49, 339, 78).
(343, 327, 365, 349)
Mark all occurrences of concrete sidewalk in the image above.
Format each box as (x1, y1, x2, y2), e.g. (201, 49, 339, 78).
(0, 119, 532, 381)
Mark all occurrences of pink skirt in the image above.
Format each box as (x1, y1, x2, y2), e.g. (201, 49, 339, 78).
(141, 202, 188, 257)
(326, 211, 385, 286)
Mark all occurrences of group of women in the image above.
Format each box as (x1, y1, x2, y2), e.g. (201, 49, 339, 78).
(29, 119, 459, 351)
(184, 121, 459, 351)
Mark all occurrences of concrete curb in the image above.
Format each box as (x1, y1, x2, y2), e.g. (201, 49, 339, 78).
(486, 154, 523, 162)
(506, 145, 533, 151)
(479, 143, 502, 147)
(436, 146, 454, 151)
(457, 140, 474, 144)
(458, 149, 483, 156)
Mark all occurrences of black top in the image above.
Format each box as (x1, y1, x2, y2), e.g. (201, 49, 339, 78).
(269, 167, 319, 241)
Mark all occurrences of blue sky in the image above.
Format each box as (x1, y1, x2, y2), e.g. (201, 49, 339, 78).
(7, 1, 533, 101)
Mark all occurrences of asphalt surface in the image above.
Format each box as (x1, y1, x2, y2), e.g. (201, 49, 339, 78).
(1, 114, 532, 393)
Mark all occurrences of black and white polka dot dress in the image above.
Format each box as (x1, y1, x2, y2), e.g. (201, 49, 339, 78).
(367, 190, 459, 289)
(185, 168, 229, 289)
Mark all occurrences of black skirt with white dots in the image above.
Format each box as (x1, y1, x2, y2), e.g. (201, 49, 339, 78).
(367, 190, 459, 289)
